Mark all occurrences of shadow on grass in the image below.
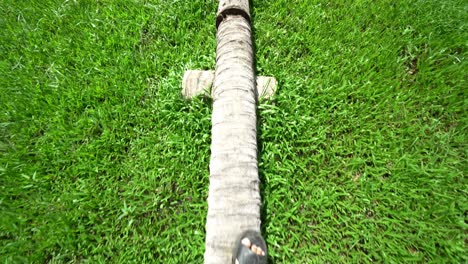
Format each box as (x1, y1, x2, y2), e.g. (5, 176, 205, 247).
(250, 1, 276, 263)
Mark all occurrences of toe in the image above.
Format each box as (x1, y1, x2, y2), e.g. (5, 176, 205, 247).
(241, 237, 251, 248)
(256, 246, 263, 255)
(251, 245, 258, 253)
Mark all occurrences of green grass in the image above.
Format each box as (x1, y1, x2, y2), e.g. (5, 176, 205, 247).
(1, 0, 466, 263)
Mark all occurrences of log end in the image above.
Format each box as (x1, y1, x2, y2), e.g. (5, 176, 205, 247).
(216, 0, 251, 28)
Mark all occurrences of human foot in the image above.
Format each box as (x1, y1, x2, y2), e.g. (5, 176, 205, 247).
(240, 237, 265, 257)
(233, 230, 267, 264)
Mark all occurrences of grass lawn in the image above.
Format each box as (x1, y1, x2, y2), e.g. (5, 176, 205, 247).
(1, 0, 466, 263)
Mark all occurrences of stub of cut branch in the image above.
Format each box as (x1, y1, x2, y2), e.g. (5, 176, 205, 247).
(182, 70, 213, 98)
(182, 70, 277, 100)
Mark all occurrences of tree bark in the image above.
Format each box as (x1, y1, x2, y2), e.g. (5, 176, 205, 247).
(205, 1, 261, 263)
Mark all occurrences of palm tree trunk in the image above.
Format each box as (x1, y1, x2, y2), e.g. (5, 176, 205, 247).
(205, 1, 261, 263)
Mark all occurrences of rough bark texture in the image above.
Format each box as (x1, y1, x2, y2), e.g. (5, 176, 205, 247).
(205, 9, 261, 264)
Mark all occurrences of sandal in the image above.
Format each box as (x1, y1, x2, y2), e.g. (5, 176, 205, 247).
(232, 230, 268, 264)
